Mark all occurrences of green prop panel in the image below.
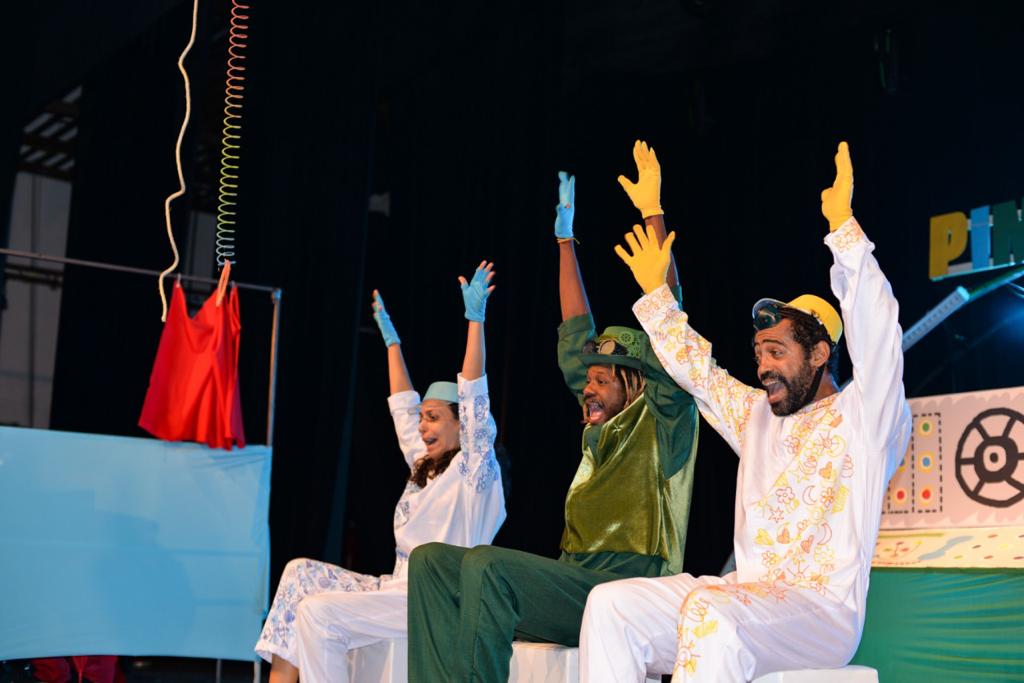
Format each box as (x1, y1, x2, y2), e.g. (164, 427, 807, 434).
(852, 568, 1024, 681)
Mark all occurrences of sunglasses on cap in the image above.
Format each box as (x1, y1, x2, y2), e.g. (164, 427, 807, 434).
(752, 303, 786, 332)
(753, 303, 829, 338)
(581, 338, 629, 356)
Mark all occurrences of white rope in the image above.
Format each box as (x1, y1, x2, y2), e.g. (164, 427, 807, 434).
(158, 0, 200, 321)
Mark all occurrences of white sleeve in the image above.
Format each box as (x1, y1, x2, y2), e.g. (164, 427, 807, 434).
(633, 284, 763, 455)
(825, 218, 912, 453)
(454, 373, 501, 493)
(388, 390, 426, 471)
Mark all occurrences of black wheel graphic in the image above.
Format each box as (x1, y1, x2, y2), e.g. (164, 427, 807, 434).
(955, 407, 1024, 508)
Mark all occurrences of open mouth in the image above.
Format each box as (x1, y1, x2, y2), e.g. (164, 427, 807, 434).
(762, 377, 787, 404)
(586, 400, 605, 422)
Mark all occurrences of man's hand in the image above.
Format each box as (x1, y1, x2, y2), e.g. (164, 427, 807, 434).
(821, 141, 854, 232)
(459, 261, 496, 322)
(371, 290, 401, 347)
(614, 224, 676, 295)
(617, 140, 663, 218)
(554, 171, 576, 240)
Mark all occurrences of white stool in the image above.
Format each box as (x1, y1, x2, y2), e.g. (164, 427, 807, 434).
(509, 642, 662, 683)
(347, 637, 408, 683)
(752, 665, 878, 683)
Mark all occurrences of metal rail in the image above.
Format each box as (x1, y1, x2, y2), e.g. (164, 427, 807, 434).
(0, 247, 282, 445)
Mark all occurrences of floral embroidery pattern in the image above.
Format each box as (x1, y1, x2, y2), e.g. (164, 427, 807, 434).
(457, 388, 500, 493)
(775, 486, 796, 507)
(828, 218, 866, 254)
(634, 275, 883, 680)
(255, 558, 380, 659)
(674, 582, 790, 679)
(393, 480, 420, 529)
(670, 393, 856, 679)
(635, 287, 763, 444)
(742, 394, 852, 591)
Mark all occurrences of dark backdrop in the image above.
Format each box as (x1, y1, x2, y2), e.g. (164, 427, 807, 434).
(4, 0, 1023, 588)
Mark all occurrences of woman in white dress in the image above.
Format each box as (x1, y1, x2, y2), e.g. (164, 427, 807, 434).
(255, 261, 506, 683)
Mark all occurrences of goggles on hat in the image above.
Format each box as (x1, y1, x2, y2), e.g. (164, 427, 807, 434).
(752, 302, 786, 333)
(752, 295, 842, 344)
(752, 302, 834, 346)
(581, 337, 629, 357)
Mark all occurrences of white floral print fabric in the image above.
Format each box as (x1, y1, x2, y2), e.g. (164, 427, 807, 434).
(624, 218, 912, 681)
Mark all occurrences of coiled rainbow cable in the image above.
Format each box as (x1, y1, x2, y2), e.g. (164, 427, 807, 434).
(216, 0, 249, 267)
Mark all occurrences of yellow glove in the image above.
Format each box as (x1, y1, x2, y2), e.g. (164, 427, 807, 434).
(820, 141, 854, 231)
(617, 139, 663, 218)
(614, 224, 676, 295)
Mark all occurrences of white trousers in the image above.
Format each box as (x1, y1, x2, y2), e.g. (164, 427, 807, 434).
(255, 558, 407, 683)
(580, 573, 859, 683)
(294, 585, 408, 683)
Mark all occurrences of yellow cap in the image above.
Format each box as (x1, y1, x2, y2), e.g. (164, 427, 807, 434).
(751, 294, 843, 344)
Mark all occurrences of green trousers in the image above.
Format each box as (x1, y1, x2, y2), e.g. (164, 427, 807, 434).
(407, 543, 661, 683)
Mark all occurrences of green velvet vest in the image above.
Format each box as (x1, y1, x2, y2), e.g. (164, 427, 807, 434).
(560, 393, 695, 576)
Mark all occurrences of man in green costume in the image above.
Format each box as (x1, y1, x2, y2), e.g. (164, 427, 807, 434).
(406, 140, 699, 682)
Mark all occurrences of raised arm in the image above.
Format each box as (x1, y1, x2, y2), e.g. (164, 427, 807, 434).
(618, 140, 680, 296)
(821, 142, 910, 452)
(373, 290, 425, 468)
(552, 171, 600, 396)
(459, 261, 495, 381)
(617, 224, 762, 455)
(554, 171, 591, 321)
(372, 290, 413, 394)
(456, 261, 501, 492)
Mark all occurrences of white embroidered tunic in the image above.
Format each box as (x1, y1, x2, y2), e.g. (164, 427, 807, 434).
(631, 218, 912, 673)
(255, 373, 504, 669)
(387, 373, 506, 581)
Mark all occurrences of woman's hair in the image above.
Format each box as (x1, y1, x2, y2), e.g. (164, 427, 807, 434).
(581, 363, 646, 423)
(409, 402, 460, 488)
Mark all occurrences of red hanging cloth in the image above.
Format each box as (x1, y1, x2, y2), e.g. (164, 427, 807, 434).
(139, 264, 246, 450)
(31, 656, 123, 683)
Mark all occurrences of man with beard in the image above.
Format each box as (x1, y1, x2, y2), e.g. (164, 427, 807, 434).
(753, 293, 841, 417)
(406, 141, 699, 683)
(579, 142, 911, 682)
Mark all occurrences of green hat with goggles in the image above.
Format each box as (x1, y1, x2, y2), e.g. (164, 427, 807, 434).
(579, 326, 647, 370)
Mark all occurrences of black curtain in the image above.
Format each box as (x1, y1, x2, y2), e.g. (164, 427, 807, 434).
(50, 3, 213, 436)
(23, 0, 1024, 588)
(344, 1, 1024, 580)
(232, 0, 378, 565)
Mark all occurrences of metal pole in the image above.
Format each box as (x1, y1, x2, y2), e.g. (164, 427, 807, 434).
(1, 245, 284, 447)
(266, 288, 281, 445)
(0, 247, 278, 293)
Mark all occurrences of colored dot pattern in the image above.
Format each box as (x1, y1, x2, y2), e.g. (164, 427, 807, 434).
(919, 452, 934, 471)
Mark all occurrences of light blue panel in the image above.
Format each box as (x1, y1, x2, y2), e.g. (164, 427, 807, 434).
(0, 427, 271, 661)
(970, 205, 991, 270)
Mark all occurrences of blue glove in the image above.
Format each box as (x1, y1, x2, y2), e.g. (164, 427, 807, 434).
(459, 261, 495, 322)
(554, 171, 575, 239)
(371, 290, 401, 347)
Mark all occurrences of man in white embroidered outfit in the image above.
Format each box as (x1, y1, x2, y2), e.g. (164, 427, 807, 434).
(579, 142, 911, 682)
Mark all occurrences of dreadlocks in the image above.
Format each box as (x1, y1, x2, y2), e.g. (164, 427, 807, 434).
(582, 363, 646, 423)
